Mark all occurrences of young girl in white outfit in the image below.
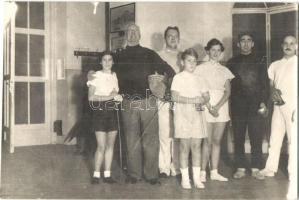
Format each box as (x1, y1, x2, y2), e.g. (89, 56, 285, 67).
(195, 39, 234, 182)
(171, 48, 210, 189)
(87, 51, 123, 184)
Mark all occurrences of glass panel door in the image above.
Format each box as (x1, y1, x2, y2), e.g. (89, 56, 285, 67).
(270, 11, 297, 62)
(232, 13, 267, 59)
(15, 33, 27, 76)
(13, 2, 51, 146)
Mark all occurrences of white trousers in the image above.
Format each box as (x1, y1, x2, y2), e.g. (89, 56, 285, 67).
(265, 105, 295, 175)
(158, 100, 180, 175)
(288, 108, 297, 199)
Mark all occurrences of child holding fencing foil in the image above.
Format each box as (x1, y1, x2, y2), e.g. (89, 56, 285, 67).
(87, 51, 123, 184)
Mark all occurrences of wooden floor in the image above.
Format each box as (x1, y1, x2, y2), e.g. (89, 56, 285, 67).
(1, 144, 289, 199)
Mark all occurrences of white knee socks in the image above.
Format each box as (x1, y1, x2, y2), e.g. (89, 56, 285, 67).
(180, 167, 191, 189)
(193, 167, 205, 188)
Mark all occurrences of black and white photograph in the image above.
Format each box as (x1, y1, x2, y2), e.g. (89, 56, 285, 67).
(110, 3, 135, 33)
(1, 1, 298, 199)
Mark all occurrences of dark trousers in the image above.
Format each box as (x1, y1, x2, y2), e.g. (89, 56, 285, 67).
(231, 95, 265, 169)
(121, 98, 159, 180)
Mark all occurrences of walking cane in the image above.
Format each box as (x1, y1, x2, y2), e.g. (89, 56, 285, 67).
(115, 102, 123, 170)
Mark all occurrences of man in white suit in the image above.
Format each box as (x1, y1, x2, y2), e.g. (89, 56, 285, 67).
(260, 36, 297, 184)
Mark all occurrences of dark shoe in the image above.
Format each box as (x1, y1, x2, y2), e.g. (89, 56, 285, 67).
(147, 178, 161, 185)
(125, 177, 138, 184)
(233, 169, 246, 179)
(103, 177, 117, 184)
(252, 170, 265, 180)
(91, 177, 100, 184)
(159, 173, 168, 178)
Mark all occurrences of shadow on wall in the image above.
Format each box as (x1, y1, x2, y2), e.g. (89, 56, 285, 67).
(222, 37, 232, 63)
(64, 72, 85, 142)
(64, 57, 100, 146)
(70, 73, 84, 117)
(151, 32, 164, 52)
(191, 43, 205, 64)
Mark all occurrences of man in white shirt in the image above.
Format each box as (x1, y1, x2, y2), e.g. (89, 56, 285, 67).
(260, 36, 297, 185)
(157, 26, 181, 177)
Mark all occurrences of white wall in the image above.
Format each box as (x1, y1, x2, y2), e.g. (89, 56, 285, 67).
(136, 2, 234, 61)
(53, 2, 106, 137)
(66, 2, 106, 70)
(108, 2, 233, 60)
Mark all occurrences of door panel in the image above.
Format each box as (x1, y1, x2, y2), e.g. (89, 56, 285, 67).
(15, 33, 28, 76)
(29, 2, 45, 29)
(29, 82, 45, 124)
(14, 82, 28, 124)
(232, 13, 267, 59)
(29, 34, 45, 76)
(270, 11, 298, 62)
(15, 2, 28, 28)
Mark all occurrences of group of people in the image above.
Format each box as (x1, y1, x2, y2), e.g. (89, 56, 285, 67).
(85, 23, 297, 191)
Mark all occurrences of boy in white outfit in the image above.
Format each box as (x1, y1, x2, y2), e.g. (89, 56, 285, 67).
(171, 48, 210, 189)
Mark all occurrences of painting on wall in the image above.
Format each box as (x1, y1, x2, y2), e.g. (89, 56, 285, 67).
(111, 35, 125, 51)
(110, 3, 135, 33)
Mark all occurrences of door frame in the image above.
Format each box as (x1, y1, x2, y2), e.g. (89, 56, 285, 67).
(49, 2, 58, 144)
(3, 19, 16, 153)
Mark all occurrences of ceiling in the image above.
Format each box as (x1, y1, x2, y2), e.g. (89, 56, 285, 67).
(233, 2, 294, 9)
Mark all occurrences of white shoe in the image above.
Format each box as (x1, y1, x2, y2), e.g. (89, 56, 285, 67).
(260, 169, 275, 177)
(180, 167, 191, 189)
(194, 180, 205, 189)
(211, 172, 228, 182)
(192, 167, 204, 188)
(200, 171, 206, 182)
(181, 179, 192, 189)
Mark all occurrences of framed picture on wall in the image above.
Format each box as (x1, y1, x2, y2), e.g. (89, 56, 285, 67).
(110, 3, 135, 33)
(111, 35, 125, 51)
